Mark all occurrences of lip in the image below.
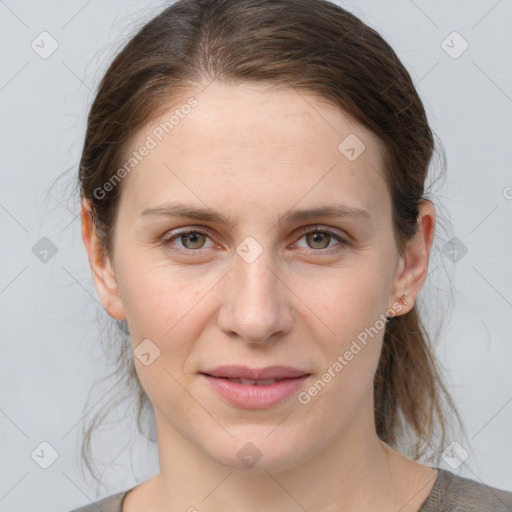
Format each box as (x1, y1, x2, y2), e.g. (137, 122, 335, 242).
(199, 366, 311, 409)
(201, 365, 309, 380)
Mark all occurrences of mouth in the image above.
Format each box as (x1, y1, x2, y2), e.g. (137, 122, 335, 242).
(199, 368, 311, 409)
(200, 375, 295, 386)
(209, 373, 285, 386)
(200, 364, 310, 381)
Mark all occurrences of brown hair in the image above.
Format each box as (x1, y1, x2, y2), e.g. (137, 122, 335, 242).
(78, 0, 464, 483)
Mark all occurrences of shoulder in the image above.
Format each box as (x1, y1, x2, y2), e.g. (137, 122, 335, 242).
(68, 488, 132, 512)
(420, 468, 512, 512)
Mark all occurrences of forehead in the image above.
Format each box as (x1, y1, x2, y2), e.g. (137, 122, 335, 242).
(120, 82, 390, 224)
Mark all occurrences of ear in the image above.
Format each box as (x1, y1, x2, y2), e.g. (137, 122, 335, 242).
(388, 199, 436, 315)
(81, 198, 126, 321)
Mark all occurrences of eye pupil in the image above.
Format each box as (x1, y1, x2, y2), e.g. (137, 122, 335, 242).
(182, 232, 205, 249)
(306, 232, 330, 249)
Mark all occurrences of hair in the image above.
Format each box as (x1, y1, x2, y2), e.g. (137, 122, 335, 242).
(77, 0, 466, 484)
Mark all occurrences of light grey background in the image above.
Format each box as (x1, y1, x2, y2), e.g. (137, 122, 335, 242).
(1, 1, 511, 510)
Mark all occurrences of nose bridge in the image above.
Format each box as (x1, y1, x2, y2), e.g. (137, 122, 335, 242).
(233, 233, 278, 292)
(218, 237, 292, 343)
(236, 250, 276, 300)
(235, 240, 281, 312)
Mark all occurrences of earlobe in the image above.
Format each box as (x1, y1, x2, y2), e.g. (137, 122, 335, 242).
(81, 198, 127, 321)
(388, 199, 436, 315)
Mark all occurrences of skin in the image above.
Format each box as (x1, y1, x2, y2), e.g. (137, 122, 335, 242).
(82, 82, 438, 512)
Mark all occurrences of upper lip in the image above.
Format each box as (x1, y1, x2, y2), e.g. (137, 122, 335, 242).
(201, 365, 310, 380)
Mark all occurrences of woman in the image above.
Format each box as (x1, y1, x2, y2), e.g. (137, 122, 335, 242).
(72, 0, 512, 510)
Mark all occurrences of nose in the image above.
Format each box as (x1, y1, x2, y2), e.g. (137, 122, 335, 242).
(216, 250, 293, 345)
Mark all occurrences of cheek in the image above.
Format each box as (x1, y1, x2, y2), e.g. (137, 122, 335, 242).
(115, 249, 206, 336)
(294, 260, 389, 332)
(294, 261, 390, 381)
(298, 276, 386, 417)
(120, 268, 208, 404)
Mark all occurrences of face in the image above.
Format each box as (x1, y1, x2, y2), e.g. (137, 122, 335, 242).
(84, 82, 429, 473)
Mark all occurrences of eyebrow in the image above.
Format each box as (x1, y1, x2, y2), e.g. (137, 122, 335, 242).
(139, 201, 371, 229)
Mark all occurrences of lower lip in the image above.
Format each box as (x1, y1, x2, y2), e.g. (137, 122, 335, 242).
(201, 374, 310, 409)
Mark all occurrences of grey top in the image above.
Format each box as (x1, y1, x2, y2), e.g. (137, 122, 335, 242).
(69, 467, 512, 511)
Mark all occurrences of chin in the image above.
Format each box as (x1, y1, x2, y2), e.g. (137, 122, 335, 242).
(203, 433, 308, 474)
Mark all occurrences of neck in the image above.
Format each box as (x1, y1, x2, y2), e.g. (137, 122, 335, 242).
(141, 400, 432, 512)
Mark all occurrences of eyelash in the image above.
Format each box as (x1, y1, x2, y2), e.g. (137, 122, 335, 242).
(161, 225, 351, 257)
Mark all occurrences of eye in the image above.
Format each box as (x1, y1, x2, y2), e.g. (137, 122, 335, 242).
(162, 225, 350, 257)
(162, 229, 216, 256)
(293, 225, 350, 253)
